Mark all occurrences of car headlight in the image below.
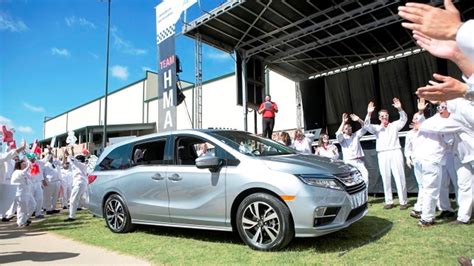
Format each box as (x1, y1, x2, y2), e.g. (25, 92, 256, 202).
(296, 174, 344, 191)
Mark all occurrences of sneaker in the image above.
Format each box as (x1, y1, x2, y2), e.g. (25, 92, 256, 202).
(436, 210, 456, 219)
(450, 220, 470, 225)
(35, 215, 45, 219)
(76, 207, 83, 211)
(45, 210, 54, 215)
(62, 206, 68, 210)
(410, 210, 421, 219)
(1, 217, 13, 222)
(52, 209, 61, 214)
(26, 220, 31, 226)
(399, 204, 409, 210)
(64, 217, 76, 222)
(418, 219, 435, 227)
(458, 256, 473, 266)
(383, 204, 394, 209)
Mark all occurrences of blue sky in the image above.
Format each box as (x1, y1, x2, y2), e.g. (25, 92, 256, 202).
(0, 0, 235, 144)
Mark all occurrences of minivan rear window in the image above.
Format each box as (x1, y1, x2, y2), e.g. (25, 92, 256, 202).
(96, 144, 132, 171)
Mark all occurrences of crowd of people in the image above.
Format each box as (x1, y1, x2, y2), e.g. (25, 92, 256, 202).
(261, 0, 473, 233)
(0, 143, 90, 227)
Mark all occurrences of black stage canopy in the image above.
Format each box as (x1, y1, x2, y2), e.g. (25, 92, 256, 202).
(183, 0, 473, 81)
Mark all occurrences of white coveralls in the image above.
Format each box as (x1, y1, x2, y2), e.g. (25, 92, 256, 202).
(415, 114, 450, 223)
(404, 128, 424, 212)
(336, 128, 369, 185)
(29, 160, 46, 217)
(10, 163, 36, 226)
(364, 110, 408, 205)
(68, 156, 88, 219)
(0, 150, 18, 218)
(437, 149, 457, 213)
(42, 159, 61, 212)
(61, 167, 73, 208)
(420, 112, 473, 223)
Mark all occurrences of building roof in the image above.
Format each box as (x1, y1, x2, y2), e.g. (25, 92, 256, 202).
(182, 0, 472, 81)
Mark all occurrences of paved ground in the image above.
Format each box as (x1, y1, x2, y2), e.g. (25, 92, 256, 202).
(0, 219, 151, 265)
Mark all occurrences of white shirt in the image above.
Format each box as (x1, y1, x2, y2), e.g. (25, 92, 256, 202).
(291, 138, 313, 155)
(315, 145, 339, 160)
(336, 128, 367, 161)
(0, 150, 17, 184)
(415, 114, 448, 164)
(68, 156, 88, 186)
(447, 98, 474, 128)
(404, 129, 421, 161)
(11, 166, 32, 197)
(43, 161, 61, 182)
(456, 20, 474, 61)
(61, 168, 73, 187)
(364, 111, 407, 152)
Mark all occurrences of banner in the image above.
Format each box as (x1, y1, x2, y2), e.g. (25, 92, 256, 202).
(155, 0, 196, 132)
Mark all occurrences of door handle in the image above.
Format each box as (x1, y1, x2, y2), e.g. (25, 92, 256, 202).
(168, 173, 182, 181)
(151, 173, 164, 180)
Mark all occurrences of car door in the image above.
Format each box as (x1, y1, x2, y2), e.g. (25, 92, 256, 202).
(123, 137, 170, 222)
(166, 134, 227, 227)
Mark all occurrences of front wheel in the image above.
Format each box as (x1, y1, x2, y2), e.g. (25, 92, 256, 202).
(103, 194, 135, 233)
(236, 193, 294, 251)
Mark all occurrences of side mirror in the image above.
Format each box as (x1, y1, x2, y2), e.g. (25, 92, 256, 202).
(195, 155, 221, 172)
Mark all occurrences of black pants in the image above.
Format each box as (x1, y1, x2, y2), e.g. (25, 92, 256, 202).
(262, 117, 275, 139)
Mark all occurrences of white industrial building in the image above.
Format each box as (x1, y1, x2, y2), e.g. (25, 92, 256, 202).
(41, 70, 300, 155)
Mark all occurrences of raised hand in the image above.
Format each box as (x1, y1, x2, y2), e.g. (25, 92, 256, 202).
(342, 113, 349, 123)
(350, 114, 360, 122)
(367, 101, 375, 114)
(392, 98, 402, 110)
(417, 98, 427, 112)
(412, 31, 459, 60)
(416, 73, 468, 101)
(398, 0, 461, 40)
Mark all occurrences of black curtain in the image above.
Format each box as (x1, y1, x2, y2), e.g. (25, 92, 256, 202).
(300, 78, 326, 131)
(347, 66, 376, 130)
(377, 58, 413, 130)
(324, 73, 352, 135)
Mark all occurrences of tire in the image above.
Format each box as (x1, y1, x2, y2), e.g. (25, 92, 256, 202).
(236, 193, 294, 251)
(103, 194, 136, 233)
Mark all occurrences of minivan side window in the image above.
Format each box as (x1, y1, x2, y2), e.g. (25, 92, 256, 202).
(174, 135, 239, 166)
(132, 139, 166, 165)
(96, 144, 132, 171)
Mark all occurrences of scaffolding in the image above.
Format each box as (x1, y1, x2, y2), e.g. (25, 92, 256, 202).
(194, 32, 203, 129)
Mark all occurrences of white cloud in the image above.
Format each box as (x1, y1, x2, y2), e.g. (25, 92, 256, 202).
(88, 52, 99, 60)
(0, 11, 28, 32)
(17, 126, 33, 133)
(51, 47, 70, 57)
(206, 49, 232, 61)
(0, 115, 13, 128)
(111, 27, 147, 56)
(111, 65, 129, 80)
(65, 16, 96, 29)
(22, 102, 45, 113)
(0, 115, 33, 134)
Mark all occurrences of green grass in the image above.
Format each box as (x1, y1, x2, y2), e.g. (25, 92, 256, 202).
(33, 197, 473, 265)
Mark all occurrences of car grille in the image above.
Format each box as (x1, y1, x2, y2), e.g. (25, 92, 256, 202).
(334, 171, 366, 195)
(346, 202, 368, 222)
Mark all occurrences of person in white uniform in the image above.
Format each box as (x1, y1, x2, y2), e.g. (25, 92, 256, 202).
(1, 143, 25, 221)
(436, 133, 457, 220)
(404, 111, 425, 219)
(291, 129, 313, 155)
(10, 158, 35, 227)
(364, 98, 408, 210)
(42, 153, 62, 214)
(64, 148, 88, 221)
(28, 154, 47, 219)
(335, 113, 369, 185)
(314, 133, 339, 160)
(60, 161, 73, 209)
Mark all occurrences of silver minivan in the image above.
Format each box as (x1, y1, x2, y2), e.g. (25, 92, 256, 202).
(88, 129, 367, 251)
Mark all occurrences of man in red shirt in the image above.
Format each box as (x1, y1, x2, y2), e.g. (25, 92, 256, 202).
(258, 95, 278, 138)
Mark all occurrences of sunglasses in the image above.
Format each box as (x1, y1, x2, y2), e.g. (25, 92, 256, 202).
(437, 105, 447, 111)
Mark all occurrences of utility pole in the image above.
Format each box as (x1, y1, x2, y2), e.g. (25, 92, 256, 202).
(102, 0, 111, 150)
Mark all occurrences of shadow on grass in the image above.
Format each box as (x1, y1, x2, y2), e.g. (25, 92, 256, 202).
(287, 215, 392, 253)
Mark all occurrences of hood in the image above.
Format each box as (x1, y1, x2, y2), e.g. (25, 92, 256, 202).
(262, 154, 354, 175)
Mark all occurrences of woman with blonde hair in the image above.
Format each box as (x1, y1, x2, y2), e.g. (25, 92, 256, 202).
(315, 133, 339, 160)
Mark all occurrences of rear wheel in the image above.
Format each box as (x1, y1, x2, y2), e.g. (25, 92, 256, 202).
(236, 193, 294, 251)
(103, 194, 135, 233)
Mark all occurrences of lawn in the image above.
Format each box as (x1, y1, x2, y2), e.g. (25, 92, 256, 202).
(33, 197, 473, 265)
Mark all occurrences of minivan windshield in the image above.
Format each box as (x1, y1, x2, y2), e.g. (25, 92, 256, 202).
(208, 131, 295, 157)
